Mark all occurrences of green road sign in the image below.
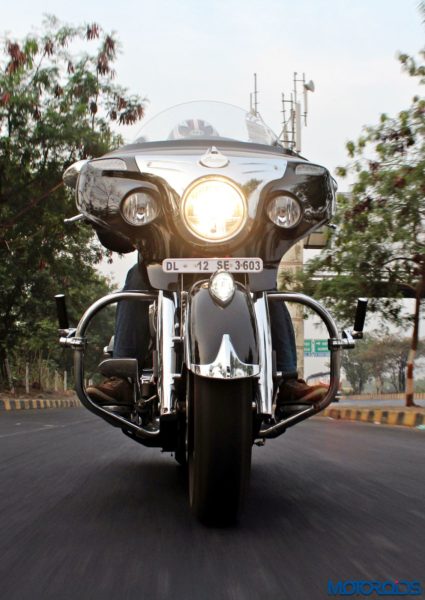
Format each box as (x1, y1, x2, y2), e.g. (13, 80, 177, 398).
(304, 339, 329, 356)
(314, 339, 329, 354)
(304, 339, 312, 353)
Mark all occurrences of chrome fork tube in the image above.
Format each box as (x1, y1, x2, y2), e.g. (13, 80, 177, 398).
(157, 291, 177, 416)
(253, 293, 274, 416)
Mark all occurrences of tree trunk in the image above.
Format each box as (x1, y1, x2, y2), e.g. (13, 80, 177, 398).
(405, 292, 421, 407)
(4, 357, 15, 394)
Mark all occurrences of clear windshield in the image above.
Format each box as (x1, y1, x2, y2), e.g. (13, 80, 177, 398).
(133, 101, 279, 146)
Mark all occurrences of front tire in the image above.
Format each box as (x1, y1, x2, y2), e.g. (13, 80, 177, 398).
(188, 376, 253, 525)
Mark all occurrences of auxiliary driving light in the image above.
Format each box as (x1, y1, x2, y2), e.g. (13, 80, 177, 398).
(267, 194, 302, 229)
(121, 191, 159, 226)
(182, 178, 246, 242)
(209, 271, 236, 306)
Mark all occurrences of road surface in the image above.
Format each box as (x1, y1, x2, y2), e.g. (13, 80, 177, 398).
(0, 408, 423, 599)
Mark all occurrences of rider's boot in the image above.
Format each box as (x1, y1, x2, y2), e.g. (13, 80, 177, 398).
(86, 377, 133, 413)
(275, 377, 328, 419)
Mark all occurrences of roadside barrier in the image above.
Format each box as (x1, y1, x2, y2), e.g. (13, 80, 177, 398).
(0, 397, 81, 411)
(322, 406, 425, 428)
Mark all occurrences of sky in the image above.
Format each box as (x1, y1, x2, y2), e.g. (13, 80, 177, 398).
(2, 0, 424, 283)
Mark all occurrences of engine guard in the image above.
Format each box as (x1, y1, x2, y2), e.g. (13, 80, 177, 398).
(258, 292, 342, 438)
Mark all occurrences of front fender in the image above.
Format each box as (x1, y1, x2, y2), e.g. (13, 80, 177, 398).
(185, 282, 260, 379)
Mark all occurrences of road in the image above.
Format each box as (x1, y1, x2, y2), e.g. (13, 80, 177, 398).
(0, 408, 424, 600)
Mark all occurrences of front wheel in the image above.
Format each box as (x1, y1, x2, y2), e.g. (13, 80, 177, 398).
(188, 376, 253, 525)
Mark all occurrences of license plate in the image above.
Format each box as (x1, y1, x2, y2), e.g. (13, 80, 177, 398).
(162, 258, 263, 273)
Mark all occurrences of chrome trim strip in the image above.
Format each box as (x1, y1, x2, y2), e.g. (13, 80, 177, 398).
(253, 293, 274, 415)
(157, 292, 178, 416)
(191, 334, 260, 379)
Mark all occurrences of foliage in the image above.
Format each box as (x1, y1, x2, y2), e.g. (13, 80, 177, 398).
(342, 335, 423, 394)
(302, 46, 425, 327)
(300, 22, 425, 404)
(0, 17, 146, 387)
(341, 335, 374, 394)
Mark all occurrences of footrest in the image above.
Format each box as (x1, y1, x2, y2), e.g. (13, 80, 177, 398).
(276, 403, 314, 419)
(98, 358, 139, 380)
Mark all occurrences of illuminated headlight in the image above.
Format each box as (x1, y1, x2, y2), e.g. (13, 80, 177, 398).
(209, 271, 235, 306)
(121, 191, 159, 226)
(182, 178, 246, 242)
(267, 194, 302, 228)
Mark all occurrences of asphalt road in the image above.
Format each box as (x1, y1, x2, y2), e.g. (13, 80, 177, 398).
(0, 408, 424, 600)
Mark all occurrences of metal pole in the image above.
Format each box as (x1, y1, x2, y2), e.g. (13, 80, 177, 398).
(254, 73, 258, 115)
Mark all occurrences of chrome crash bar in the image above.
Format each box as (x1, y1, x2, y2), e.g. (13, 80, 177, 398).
(259, 292, 342, 438)
(69, 291, 159, 439)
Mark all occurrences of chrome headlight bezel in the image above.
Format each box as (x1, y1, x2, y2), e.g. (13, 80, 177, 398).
(181, 176, 247, 243)
(120, 189, 160, 226)
(266, 193, 303, 229)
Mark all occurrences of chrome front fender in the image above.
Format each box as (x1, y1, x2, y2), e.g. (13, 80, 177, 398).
(184, 282, 260, 380)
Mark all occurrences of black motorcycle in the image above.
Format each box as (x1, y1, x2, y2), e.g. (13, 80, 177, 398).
(58, 101, 366, 524)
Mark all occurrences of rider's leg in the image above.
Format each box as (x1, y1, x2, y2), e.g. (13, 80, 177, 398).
(268, 300, 327, 407)
(87, 263, 150, 407)
(113, 263, 150, 366)
(268, 300, 298, 379)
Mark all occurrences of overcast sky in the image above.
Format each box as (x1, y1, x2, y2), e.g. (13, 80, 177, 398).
(3, 0, 424, 282)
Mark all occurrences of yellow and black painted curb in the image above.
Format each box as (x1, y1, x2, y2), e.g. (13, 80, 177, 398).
(322, 406, 425, 428)
(0, 397, 81, 411)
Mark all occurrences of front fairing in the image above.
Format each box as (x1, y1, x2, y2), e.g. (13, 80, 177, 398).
(76, 102, 335, 290)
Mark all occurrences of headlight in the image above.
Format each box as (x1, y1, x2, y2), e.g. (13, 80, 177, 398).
(209, 271, 235, 306)
(267, 194, 302, 228)
(182, 178, 246, 242)
(121, 191, 159, 226)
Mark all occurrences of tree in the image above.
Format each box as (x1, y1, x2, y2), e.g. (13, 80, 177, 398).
(341, 335, 373, 394)
(341, 335, 424, 394)
(302, 33, 425, 406)
(0, 17, 146, 388)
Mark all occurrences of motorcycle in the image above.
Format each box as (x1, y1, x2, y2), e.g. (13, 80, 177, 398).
(58, 101, 366, 524)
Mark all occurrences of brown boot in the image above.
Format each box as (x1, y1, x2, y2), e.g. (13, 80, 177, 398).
(86, 377, 133, 406)
(277, 378, 328, 406)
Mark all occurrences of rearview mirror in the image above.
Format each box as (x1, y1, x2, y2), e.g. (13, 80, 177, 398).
(63, 160, 88, 190)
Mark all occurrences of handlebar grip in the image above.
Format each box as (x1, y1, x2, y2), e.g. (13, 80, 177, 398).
(55, 294, 69, 330)
(353, 298, 368, 333)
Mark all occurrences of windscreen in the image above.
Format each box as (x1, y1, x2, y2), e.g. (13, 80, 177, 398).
(133, 101, 279, 146)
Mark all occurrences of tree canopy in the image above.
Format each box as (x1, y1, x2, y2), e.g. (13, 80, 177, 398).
(0, 17, 146, 388)
(302, 30, 424, 404)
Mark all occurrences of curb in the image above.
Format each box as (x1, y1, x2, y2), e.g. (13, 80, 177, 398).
(322, 406, 425, 428)
(0, 397, 81, 411)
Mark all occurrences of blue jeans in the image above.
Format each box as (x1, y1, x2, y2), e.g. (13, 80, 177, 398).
(114, 264, 297, 377)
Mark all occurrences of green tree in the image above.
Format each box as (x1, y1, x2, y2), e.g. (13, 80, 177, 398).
(303, 35, 425, 406)
(0, 17, 146, 388)
(342, 335, 424, 394)
(341, 335, 373, 394)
